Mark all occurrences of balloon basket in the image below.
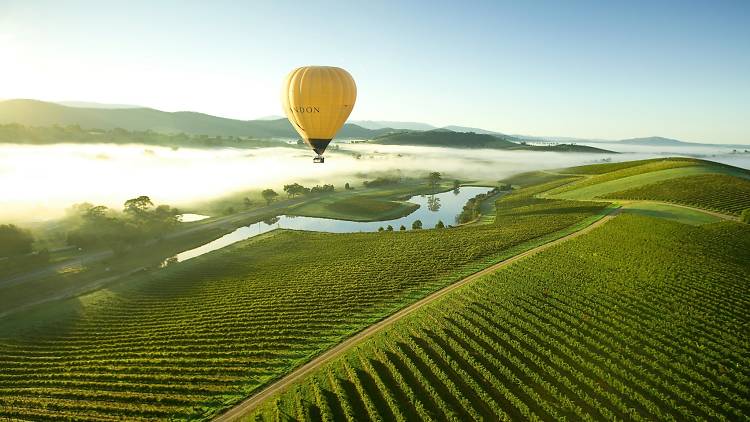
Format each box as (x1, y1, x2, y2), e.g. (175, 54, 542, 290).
(313, 156, 325, 163)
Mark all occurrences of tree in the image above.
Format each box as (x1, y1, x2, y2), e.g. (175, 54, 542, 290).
(428, 172, 442, 190)
(84, 205, 109, 220)
(435, 220, 445, 229)
(262, 189, 279, 205)
(399, 225, 406, 231)
(412, 220, 423, 230)
(378, 226, 384, 232)
(243, 197, 253, 209)
(123, 196, 154, 217)
(0, 224, 34, 257)
(284, 183, 307, 198)
(386, 225, 394, 231)
(149, 204, 180, 231)
(742, 208, 750, 224)
(344, 182, 351, 190)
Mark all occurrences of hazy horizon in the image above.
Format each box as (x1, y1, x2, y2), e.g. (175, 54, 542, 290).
(2, 97, 749, 147)
(2, 1, 748, 144)
(1, 141, 747, 223)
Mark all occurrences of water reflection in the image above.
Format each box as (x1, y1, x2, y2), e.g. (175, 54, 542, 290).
(163, 186, 492, 266)
(427, 195, 441, 212)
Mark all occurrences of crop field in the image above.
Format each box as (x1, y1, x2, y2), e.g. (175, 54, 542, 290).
(249, 214, 750, 421)
(621, 202, 721, 226)
(604, 173, 750, 216)
(500, 171, 574, 188)
(559, 158, 694, 175)
(0, 187, 608, 420)
(547, 158, 706, 196)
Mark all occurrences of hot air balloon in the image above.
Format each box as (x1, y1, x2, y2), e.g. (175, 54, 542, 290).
(282, 66, 357, 163)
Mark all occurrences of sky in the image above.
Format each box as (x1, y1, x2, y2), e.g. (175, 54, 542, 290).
(1, 0, 748, 144)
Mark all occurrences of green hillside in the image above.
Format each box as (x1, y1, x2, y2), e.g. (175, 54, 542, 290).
(373, 130, 614, 152)
(0, 187, 608, 420)
(372, 129, 519, 148)
(0, 99, 391, 139)
(546, 158, 750, 200)
(251, 214, 750, 421)
(604, 173, 750, 216)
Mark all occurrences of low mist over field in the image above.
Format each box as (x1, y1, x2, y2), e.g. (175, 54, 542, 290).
(2, 142, 747, 222)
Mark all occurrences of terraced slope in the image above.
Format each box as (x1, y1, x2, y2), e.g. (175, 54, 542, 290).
(603, 173, 750, 216)
(552, 158, 700, 190)
(0, 188, 608, 420)
(546, 158, 749, 201)
(249, 215, 750, 421)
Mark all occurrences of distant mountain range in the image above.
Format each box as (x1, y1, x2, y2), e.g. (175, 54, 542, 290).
(0, 99, 744, 149)
(0, 99, 392, 139)
(56, 101, 142, 109)
(351, 120, 437, 131)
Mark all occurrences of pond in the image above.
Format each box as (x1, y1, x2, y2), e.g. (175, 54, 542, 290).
(163, 186, 494, 265)
(178, 213, 211, 222)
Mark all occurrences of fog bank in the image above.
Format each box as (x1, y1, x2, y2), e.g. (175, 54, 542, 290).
(1, 143, 746, 222)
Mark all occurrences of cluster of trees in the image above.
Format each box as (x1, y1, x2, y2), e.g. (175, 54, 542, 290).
(0, 224, 34, 257)
(66, 196, 180, 251)
(283, 183, 335, 198)
(260, 183, 338, 205)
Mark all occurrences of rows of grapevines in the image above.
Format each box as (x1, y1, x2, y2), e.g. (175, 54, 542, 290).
(558, 157, 703, 175)
(251, 214, 750, 421)
(603, 173, 750, 216)
(547, 158, 700, 195)
(0, 189, 608, 420)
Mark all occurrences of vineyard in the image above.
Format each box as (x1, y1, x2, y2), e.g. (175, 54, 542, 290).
(558, 157, 701, 175)
(0, 187, 608, 420)
(249, 214, 750, 421)
(603, 173, 750, 216)
(546, 158, 701, 196)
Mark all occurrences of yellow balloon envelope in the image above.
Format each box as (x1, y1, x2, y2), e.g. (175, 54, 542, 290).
(282, 66, 357, 162)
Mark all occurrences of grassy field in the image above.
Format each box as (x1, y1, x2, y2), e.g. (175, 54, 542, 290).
(248, 214, 750, 421)
(604, 173, 750, 216)
(0, 186, 608, 420)
(558, 158, 688, 175)
(500, 170, 576, 188)
(546, 160, 749, 201)
(621, 202, 721, 225)
(287, 180, 457, 221)
(289, 196, 418, 221)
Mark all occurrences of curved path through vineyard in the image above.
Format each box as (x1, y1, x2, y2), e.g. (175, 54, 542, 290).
(214, 208, 621, 421)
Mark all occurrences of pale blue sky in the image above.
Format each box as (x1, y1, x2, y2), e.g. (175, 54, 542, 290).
(1, 0, 748, 143)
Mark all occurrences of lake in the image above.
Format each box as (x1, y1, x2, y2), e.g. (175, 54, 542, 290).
(164, 186, 494, 265)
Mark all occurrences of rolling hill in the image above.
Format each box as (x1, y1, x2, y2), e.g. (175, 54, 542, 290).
(0, 99, 393, 139)
(372, 129, 615, 152)
(0, 157, 747, 420)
